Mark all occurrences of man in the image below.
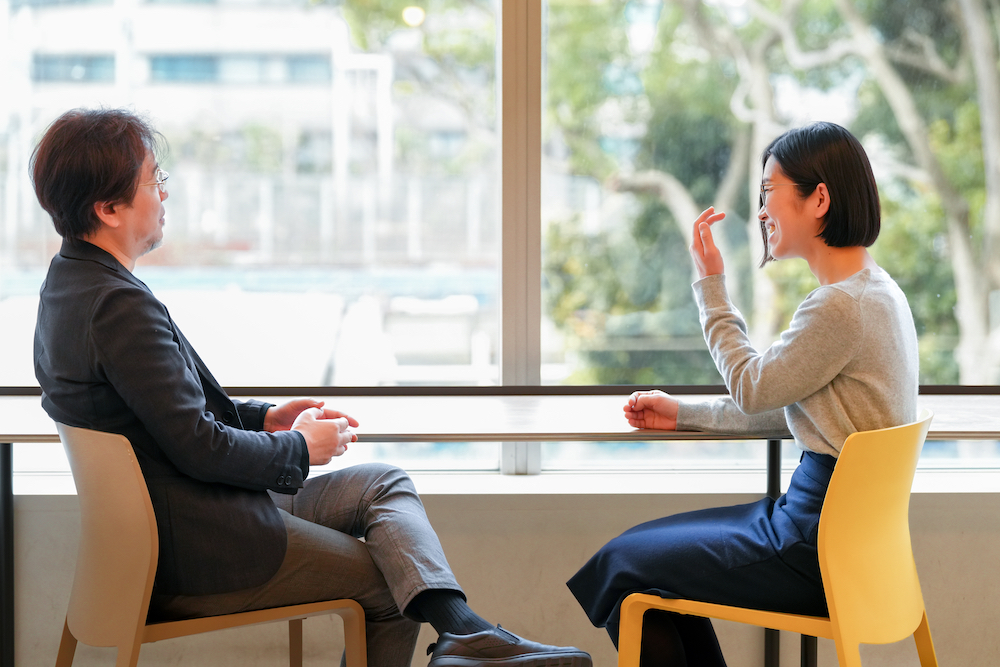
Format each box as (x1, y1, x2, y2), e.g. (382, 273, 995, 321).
(32, 108, 591, 667)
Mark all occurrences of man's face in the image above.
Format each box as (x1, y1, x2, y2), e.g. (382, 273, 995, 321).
(119, 152, 168, 258)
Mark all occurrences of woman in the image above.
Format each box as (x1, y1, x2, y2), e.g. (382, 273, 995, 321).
(567, 122, 919, 666)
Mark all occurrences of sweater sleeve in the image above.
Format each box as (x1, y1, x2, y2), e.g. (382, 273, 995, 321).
(691, 274, 863, 415)
(677, 396, 790, 436)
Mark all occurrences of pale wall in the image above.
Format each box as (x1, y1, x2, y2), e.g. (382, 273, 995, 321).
(13, 492, 1000, 666)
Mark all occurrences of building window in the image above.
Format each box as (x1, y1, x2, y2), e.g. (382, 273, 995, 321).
(32, 54, 114, 82)
(149, 55, 217, 83)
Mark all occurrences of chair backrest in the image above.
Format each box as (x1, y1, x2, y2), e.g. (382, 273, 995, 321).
(817, 410, 933, 647)
(57, 424, 159, 650)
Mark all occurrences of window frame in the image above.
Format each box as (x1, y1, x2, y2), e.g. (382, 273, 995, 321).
(4, 0, 999, 477)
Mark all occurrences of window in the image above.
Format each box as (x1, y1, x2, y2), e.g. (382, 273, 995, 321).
(32, 54, 114, 82)
(2, 0, 499, 391)
(537, 0, 1000, 470)
(149, 55, 217, 82)
(540, 0, 991, 387)
(148, 54, 332, 84)
(2, 0, 999, 476)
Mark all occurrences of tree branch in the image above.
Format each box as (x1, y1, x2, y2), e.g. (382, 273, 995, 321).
(611, 170, 700, 247)
(884, 28, 969, 84)
(748, 0, 860, 69)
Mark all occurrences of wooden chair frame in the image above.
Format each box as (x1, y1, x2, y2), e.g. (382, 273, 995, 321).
(54, 423, 367, 667)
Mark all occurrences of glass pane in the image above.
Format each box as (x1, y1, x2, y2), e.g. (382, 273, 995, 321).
(541, 0, 996, 387)
(1, 0, 499, 390)
(541, 439, 788, 473)
(315, 441, 499, 473)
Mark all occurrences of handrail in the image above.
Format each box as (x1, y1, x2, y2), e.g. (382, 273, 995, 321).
(3, 385, 999, 397)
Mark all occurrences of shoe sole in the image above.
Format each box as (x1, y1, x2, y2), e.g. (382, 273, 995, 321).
(428, 654, 592, 667)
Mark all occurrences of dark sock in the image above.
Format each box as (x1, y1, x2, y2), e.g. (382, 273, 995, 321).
(407, 589, 494, 636)
(673, 615, 725, 667)
(639, 610, 687, 667)
(637, 611, 727, 667)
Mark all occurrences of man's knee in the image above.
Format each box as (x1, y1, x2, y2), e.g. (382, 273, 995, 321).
(363, 462, 420, 496)
(351, 462, 413, 488)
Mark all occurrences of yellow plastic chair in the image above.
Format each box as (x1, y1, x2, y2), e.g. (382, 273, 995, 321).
(617, 410, 938, 667)
(53, 423, 367, 667)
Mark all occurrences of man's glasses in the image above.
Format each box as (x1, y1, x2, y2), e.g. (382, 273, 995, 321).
(139, 168, 169, 193)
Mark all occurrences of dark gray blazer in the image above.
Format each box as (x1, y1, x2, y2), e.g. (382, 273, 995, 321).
(34, 239, 310, 596)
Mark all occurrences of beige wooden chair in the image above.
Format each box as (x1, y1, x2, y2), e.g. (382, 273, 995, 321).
(617, 410, 938, 667)
(53, 423, 367, 667)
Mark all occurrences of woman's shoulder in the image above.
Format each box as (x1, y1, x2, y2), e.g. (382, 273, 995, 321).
(801, 269, 910, 338)
(808, 267, 902, 304)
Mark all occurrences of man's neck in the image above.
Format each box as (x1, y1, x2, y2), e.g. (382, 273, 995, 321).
(80, 231, 136, 272)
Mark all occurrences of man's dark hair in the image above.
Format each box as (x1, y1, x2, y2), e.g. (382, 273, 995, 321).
(758, 121, 880, 267)
(30, 108, 164, 239)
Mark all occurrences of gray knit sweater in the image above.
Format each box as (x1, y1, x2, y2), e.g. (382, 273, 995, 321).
(677, 269, 919, 457)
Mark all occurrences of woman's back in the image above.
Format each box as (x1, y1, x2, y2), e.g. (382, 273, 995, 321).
(784, 267, 918, 456)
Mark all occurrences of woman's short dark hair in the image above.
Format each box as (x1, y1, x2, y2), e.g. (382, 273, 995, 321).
(758, 121, 880, 266)
(30, 108, 164, 239)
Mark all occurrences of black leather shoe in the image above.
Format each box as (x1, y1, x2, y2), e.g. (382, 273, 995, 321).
(427, 625, 592, 667)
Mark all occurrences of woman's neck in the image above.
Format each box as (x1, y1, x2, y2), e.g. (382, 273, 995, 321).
(805, 245, 878, 285)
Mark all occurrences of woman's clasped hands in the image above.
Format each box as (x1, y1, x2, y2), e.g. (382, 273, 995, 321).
(624, 390, 680, 431)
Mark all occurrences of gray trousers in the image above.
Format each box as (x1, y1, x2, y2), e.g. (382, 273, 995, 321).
(152, 462, 463, 667)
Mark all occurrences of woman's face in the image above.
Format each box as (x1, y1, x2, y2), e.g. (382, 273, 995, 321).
(758, 156, 825, 262)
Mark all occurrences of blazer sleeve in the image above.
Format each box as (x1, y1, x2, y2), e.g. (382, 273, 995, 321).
(236, 399, 273, 431)
(89, 283, 309, 493)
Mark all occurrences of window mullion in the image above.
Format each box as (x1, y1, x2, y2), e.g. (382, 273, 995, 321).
(500, 0, 542, 474)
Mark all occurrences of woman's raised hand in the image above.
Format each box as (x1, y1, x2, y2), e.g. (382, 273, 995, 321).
(623, 390, 679, 431)
(690, 206, 726, 279)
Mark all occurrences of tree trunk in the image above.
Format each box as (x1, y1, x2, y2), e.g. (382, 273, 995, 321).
(836, 0, 992, 383)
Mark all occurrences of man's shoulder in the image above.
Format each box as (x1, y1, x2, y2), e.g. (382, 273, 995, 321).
(46, 242, 147, 296)
(41, 250, 165, 332)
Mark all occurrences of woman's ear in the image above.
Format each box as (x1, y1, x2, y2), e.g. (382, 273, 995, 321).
(812, 183, 831, 219)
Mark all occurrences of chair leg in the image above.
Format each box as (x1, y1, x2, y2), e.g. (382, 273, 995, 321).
(340, 607, 368, 667)
(800, 635, 817, 667)
(54, 620, 77, 667)
(113, 641, 142, 667)
(833, 640, 863, 667)
(615, 601, 645, 667)
(765, 628, 780, 667)
(289, 619, 303, 667)
(913, 612, 939, 667)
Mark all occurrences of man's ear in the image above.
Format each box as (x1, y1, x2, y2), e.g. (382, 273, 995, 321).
(92, 201, 121, 228)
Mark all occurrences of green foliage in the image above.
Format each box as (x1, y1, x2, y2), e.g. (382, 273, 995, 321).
(163, 124, 283, 173)
(929, 102, 987, 246)
(860, 0, 963, 66)
(335, 0, 980, 385)
(543, 197, 720, 385)
(241, 125, 284, 173)
(874, 187, 960, 383)
(545, 0, 632, 178)
(640, 37, 742, 207)
(764, 260, 820, 333)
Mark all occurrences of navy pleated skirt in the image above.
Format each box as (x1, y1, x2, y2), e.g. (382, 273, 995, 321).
(567, 451, 836, 643)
